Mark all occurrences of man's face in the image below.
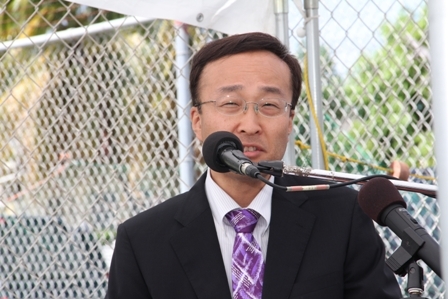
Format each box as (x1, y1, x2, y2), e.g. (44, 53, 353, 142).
(191, 50, 294, 164)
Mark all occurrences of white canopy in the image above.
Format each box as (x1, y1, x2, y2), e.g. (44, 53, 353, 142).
(65, 0, 276, 35)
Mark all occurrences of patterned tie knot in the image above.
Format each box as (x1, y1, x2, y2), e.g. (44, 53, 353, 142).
(226, 209, 260, 233)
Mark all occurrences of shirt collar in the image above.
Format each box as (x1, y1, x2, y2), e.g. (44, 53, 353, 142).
(205, 169, 273, 230)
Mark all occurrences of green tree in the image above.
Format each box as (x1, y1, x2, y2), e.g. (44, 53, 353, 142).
(0, 2, 179, 197)
(1, 1, 124, 181)
(342, 8, 433, 168)
(0, 1, 122, 39)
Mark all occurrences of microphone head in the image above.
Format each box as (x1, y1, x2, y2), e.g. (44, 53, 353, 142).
(358, 177, 407, 226)
(202, 131, 244, 173)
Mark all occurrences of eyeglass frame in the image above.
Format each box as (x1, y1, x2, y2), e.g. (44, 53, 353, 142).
(193, 96, 293, 118)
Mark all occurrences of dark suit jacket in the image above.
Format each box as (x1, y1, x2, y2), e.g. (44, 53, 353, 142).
(106, 174, 401, 299)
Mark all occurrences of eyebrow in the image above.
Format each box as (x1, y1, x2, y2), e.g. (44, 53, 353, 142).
(218, 85, 285, 96)
(218, 85, 243, 93)
(260, 86, 284, 96)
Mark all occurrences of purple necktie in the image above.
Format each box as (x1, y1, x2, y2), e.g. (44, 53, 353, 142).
(226, 209, 265, 299)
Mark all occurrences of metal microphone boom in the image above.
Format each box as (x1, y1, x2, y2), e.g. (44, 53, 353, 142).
(283, 165, 437, 198)
(255, 161, 437, 198)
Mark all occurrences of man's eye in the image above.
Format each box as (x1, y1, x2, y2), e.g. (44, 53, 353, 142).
(261, 102, 280, 109)
(221, 101, 240, 107)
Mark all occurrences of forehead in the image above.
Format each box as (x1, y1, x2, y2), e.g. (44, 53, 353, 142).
(198, 51, 292, 99)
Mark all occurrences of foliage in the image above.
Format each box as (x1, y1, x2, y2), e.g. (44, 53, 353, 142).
(0, 0, 123, 40)
(0, 1, 178, 181)
(342, 8, 433, 168)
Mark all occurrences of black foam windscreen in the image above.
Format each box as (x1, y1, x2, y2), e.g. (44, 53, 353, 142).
(357, 177, 407, 226)
(202, 131, 244, 173)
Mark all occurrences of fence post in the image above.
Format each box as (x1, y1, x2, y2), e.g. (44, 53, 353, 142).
(274, 0, 296, 166)
(175, 22, 194, 193)
(304, 0, 324, 169)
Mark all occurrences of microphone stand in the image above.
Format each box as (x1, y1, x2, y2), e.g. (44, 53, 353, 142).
(400, 260, 428, 298)
(385, 223, 432, 298)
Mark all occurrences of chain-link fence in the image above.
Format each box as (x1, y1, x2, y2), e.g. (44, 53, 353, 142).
(0, 0, 442, 298)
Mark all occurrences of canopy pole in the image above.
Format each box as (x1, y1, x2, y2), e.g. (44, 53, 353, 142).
(429, 0, 448, 285)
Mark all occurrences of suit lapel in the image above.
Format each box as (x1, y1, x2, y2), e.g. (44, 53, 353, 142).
(170, 174, 231, 299)
(262, 179, 316, 299)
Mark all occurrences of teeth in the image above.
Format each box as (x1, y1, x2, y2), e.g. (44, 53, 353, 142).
(244, 146, 257, 152)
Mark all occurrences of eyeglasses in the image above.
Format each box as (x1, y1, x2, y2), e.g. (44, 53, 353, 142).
(194, 95, 292, 118)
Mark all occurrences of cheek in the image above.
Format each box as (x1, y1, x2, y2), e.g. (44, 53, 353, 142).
(196, 115, 228, 142)
(280, 117, 293, 136)
(288, 115, 293, 134)
(203, 114, 234, 131)
(267, 120, 292, 156)
(281, 119, 294, 148)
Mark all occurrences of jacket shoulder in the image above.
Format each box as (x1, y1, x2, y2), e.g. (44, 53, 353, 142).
(120, 192, 188, 234)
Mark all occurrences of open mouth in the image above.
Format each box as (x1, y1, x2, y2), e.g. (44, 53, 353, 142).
(244, 146, 258, 152)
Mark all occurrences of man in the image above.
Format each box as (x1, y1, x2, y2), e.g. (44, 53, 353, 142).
(106, 32, 401, 299)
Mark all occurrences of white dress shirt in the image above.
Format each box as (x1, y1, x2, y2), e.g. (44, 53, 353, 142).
(205, 169, 273, 291)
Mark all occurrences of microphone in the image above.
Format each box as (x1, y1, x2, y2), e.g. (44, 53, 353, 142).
(202, 131, 260, 178)
(358, 177, 441, 278)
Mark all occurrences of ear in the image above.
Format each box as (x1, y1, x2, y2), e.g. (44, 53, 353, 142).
(190, 107, 203, 142)
(287, 110, 295, 135)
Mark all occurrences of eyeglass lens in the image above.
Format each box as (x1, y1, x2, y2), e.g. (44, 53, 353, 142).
(214, 96, 289, 117)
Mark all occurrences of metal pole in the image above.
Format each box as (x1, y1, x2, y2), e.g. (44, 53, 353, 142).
(274, 0, 289, 46)
(429, 0, 448, 287)
(175, 23, 194, 193)
(304, 0, 324, 169)
(274, 0, 295, 166)
(0, 16, 154, 52)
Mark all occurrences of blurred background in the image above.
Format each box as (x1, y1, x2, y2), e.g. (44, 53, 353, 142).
(0, 0, 442, 297)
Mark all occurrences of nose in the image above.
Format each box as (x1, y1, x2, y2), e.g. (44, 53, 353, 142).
(238, 103, 262, 135)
